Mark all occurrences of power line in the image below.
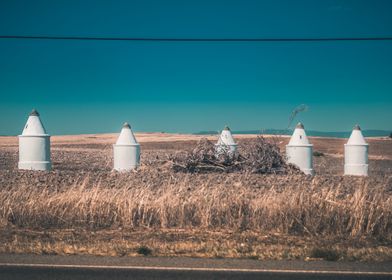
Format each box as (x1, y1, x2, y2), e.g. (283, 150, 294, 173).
(1, 35, 392, 42)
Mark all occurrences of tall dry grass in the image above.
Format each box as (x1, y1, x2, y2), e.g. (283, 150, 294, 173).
(1, 172, 391, 240)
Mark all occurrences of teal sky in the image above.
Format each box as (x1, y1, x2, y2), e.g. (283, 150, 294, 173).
(0, 0, 391, 135)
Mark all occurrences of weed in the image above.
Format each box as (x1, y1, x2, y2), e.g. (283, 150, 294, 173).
(137, 245, 152, 256)
(313, 151, 325, 157)
(310, 248, 341, 261)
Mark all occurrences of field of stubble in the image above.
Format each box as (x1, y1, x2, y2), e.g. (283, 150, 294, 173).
(0, 133, 391, 261)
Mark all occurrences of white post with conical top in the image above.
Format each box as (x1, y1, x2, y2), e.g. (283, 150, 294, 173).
(286, 122, 314, 175)
(344, 125, 368, 176)
(113, 122, 140, 171)
(18, 109, 51, 171)
(215, 125, 238, 155)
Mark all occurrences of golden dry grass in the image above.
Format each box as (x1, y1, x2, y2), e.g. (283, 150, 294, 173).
(1, 172, 391, 238)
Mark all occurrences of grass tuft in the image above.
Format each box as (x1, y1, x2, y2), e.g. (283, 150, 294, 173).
(310, 248, 341, 261)
(313, 151, 325, 157)
(137, 245, 152, 256)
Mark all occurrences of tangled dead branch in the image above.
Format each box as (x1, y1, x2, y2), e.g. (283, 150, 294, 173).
(170, 136, 302, 174)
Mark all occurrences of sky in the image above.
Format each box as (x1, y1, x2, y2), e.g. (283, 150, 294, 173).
(0, 0, 391, 135)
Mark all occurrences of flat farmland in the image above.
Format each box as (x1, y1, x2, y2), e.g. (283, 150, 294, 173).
(0, 134, 391, 261)
(0, 133, 391, 174)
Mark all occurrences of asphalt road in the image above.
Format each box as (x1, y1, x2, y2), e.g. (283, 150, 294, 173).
(1, 254, 391, 280)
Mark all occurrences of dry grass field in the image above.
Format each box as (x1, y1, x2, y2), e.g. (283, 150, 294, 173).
(0, 133, 391, 261)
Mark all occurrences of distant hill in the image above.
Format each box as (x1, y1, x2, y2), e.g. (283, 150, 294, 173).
(194, 129, 391, 138)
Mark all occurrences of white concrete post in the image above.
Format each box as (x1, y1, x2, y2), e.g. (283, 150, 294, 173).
(286, 122, 314, 175)
(215, 125, 238, 155)
(18, 109, 51, 171)
(113, 122, 140, 171)
(344, 125, 368, 176)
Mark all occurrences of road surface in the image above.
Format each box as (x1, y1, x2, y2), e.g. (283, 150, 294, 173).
(0, 254, 391, 279)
